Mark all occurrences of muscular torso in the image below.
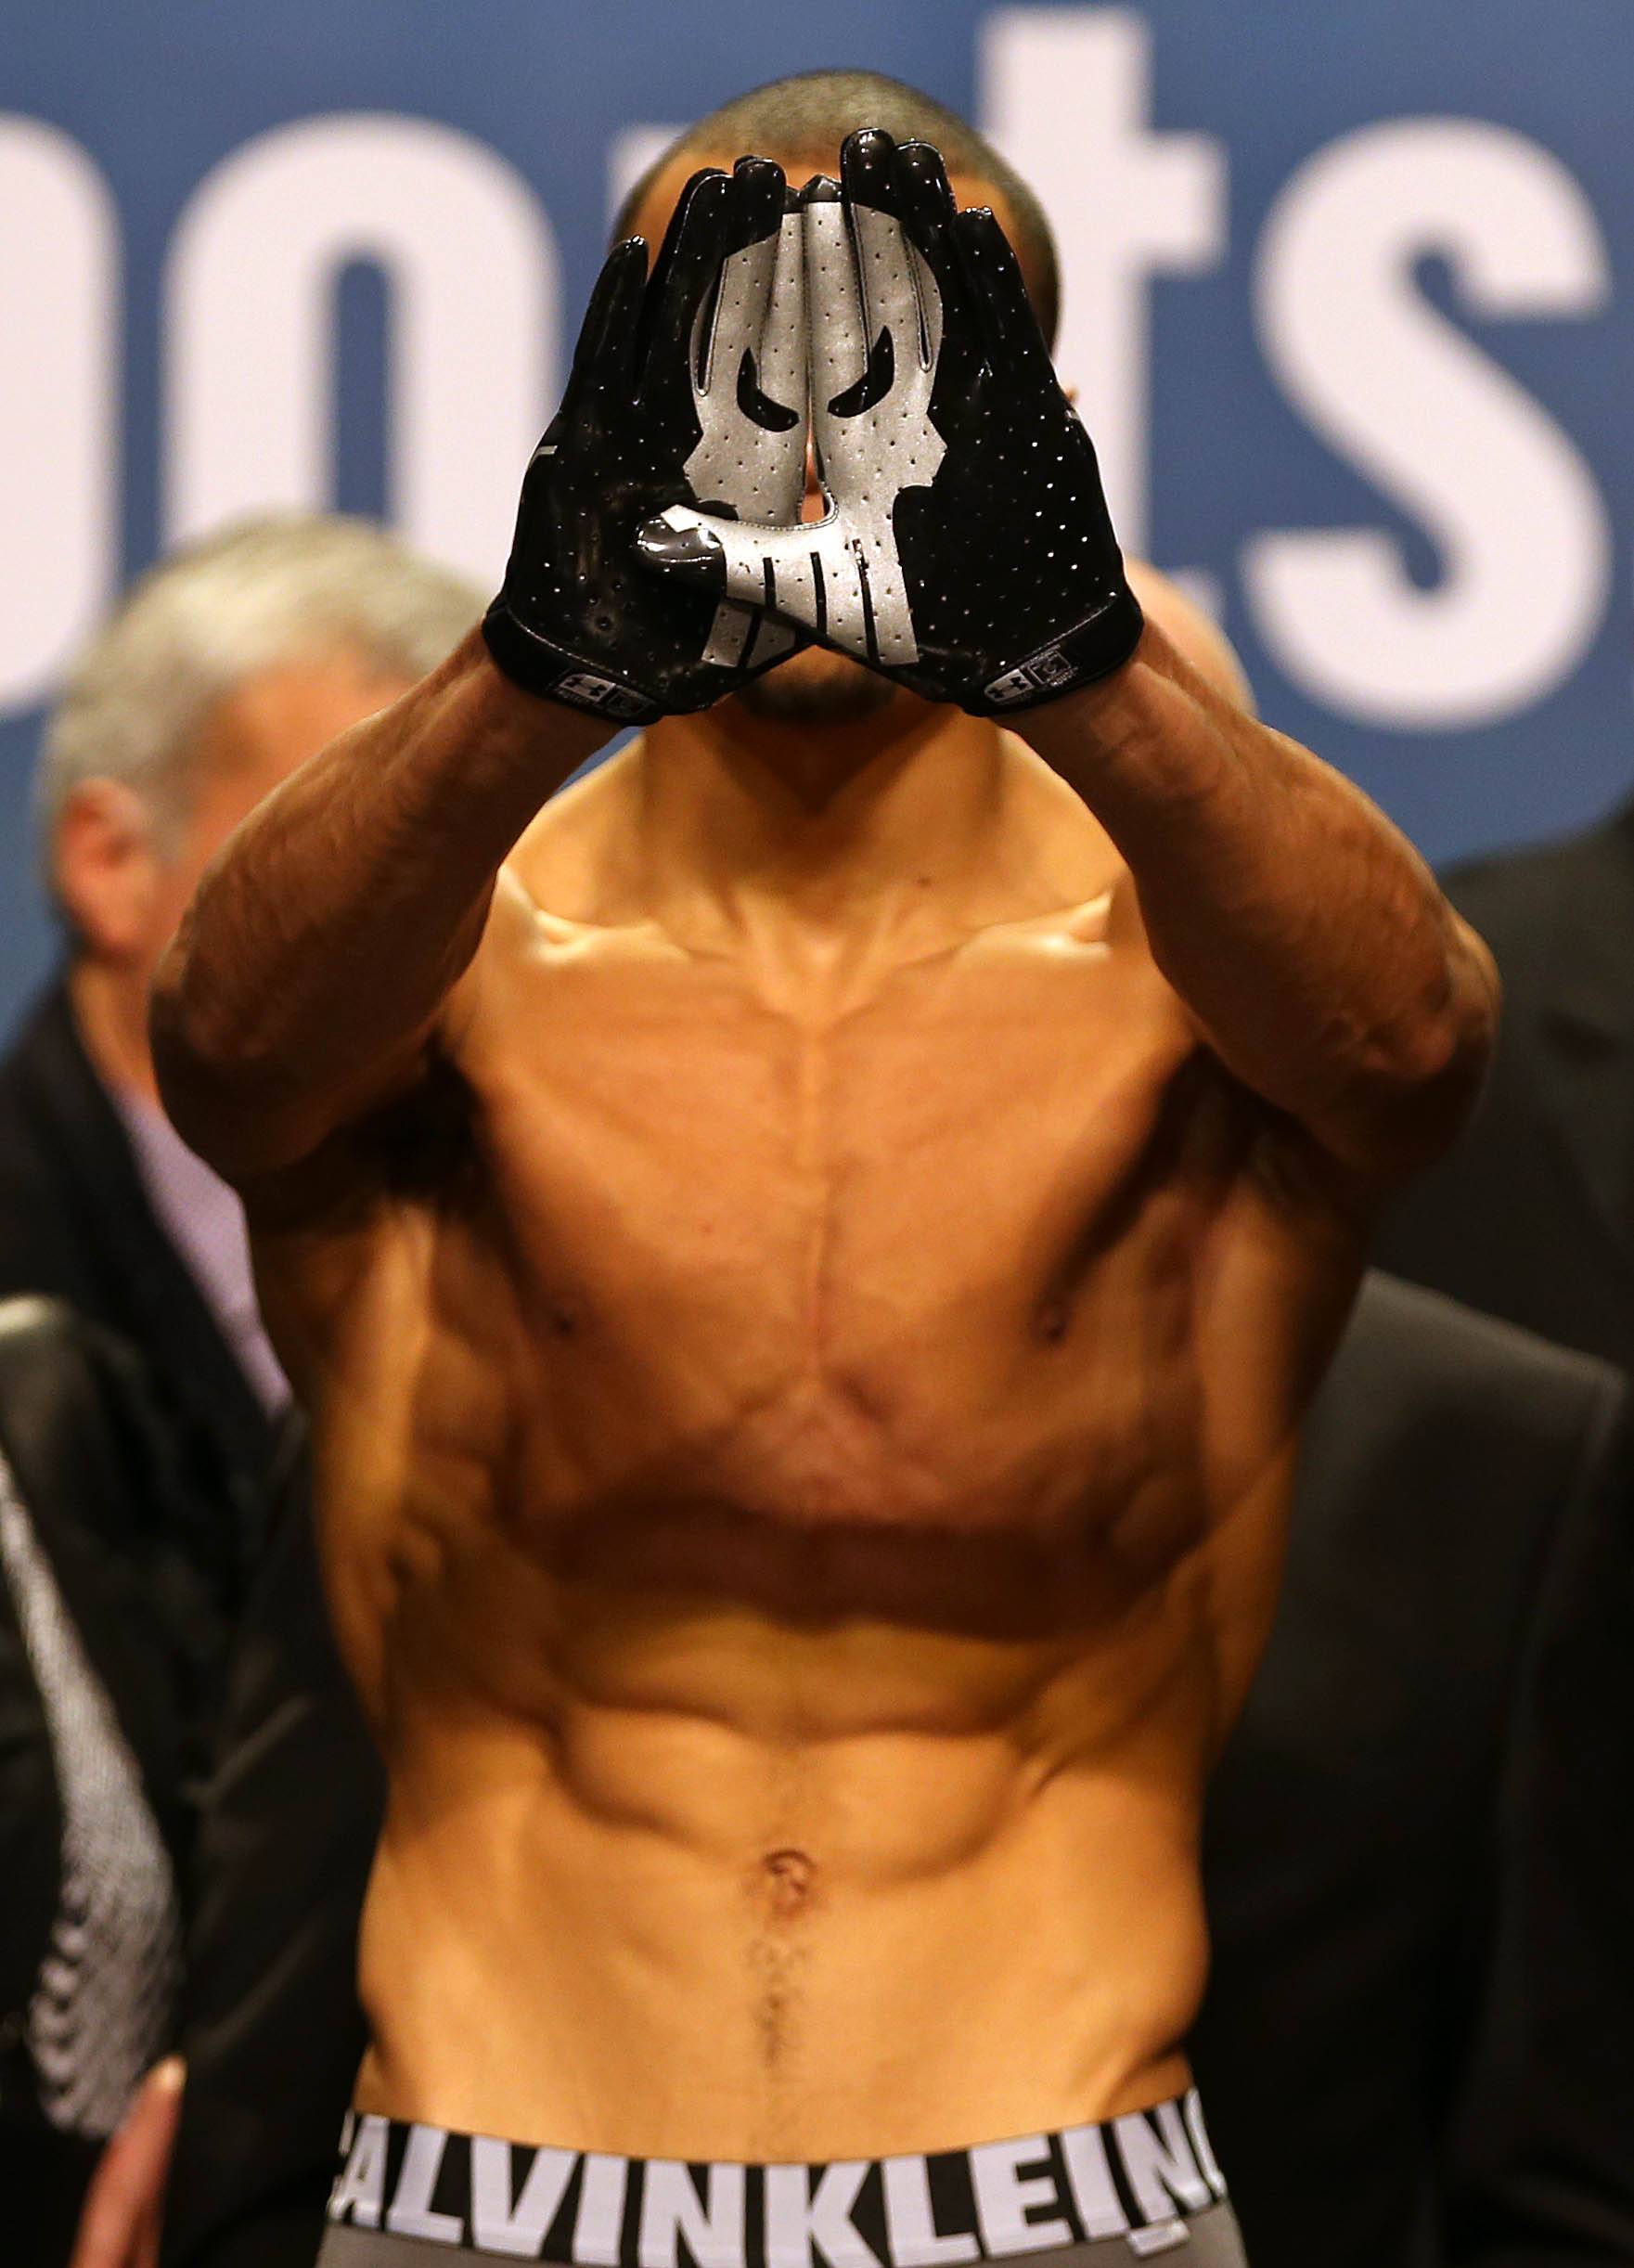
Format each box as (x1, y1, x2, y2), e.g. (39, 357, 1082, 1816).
(251, 741, 1364, 2159)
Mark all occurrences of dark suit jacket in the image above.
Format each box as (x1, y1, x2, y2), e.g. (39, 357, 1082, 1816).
(0, 984, 280, 1620)
(163, 1276, 1634, 2268)
(0, 1297, 204, 2264)
(1196, 1273, 1634, 2268)
(1375, 801, 1634, 1374)
(162, 1417, 377, 2268)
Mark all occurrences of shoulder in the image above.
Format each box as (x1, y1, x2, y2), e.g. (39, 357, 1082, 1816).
(1441, 807, 1631, 949)
(0, 985, 136, 1260)
(1306, 1270, 1626, 1511)
(1343, 1267, 1619, 1392)
(1283, 1276, 1628, 1746)
(0, 986, 83, 1143)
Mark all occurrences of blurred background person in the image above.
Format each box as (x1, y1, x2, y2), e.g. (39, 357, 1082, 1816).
(0, 522, 477, 2262)
(1198, 1273, 1634, 2268)
(1377, 799, 1634, 1383)
(0, 518, 479, 1656)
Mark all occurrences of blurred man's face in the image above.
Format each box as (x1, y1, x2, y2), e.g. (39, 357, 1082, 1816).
(149, 653, 415, 951)
(625, 148, 1036, 728)
(57, 651, 414, 996)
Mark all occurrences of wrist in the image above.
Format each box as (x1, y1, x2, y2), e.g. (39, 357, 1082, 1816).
(1006, 616, 1152, 765)
(454, 630, 620, 787)
(482, 598, 663, 730)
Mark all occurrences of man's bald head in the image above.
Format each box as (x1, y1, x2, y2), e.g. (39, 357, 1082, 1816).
(615, 69, 1061, 350)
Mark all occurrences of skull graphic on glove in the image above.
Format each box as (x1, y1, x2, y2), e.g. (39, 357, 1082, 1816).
(483, 130, 1143, 725)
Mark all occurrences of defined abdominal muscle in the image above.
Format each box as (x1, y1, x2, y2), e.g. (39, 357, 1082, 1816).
(354, 1573, 1213, 2157)
(331, 1219, 1276, 2152)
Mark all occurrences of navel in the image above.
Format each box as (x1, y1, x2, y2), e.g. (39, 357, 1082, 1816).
(760, 1847, 817, 1914)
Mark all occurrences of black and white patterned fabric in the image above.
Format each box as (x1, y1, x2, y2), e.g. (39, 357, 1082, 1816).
(0, 1446, 180, 2139)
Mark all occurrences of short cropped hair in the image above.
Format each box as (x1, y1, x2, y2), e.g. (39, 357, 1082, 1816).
(614, 70, 1061, 350)
(37, 515, 481, 871)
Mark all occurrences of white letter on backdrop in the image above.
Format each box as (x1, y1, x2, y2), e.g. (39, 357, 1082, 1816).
(981, 7, 1226, 555)
(1246, 119, 1610, 729)
(164, 114, 556, 582)
(0, 117, 117, 713)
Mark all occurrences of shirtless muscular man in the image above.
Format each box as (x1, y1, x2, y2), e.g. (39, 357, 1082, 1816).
(152, 79, 1496, 2268)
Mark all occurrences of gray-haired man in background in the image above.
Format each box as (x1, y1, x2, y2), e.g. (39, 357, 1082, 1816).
(0, 520, 477, 2253)
(0, 517, 479, 1621)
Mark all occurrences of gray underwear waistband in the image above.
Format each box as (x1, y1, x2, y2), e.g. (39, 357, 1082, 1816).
(318, 2093, 1247, 2266)
(317, 2205, 1246, 2266)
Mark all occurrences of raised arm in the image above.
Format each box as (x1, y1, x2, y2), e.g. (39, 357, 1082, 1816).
(1017, 598, 1497, 1182)
(639, 130, 1497, 1185)
(150, 640, 603, 1180)
(154, 158, 808, 1183)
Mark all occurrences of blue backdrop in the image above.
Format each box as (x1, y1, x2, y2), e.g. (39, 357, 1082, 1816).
(4, 0, 1632, 1024)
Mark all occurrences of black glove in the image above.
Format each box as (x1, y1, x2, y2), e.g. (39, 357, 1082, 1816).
(483, 156, 807, 723)
(637, 130, 1143, 716)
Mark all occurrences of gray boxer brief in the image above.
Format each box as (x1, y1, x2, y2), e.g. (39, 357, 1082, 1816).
(317, 2093, 1248, 2265)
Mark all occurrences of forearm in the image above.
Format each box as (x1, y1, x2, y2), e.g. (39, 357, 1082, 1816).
(152, 629, 608, 1176)
(1018, 620, 1499, 1179)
